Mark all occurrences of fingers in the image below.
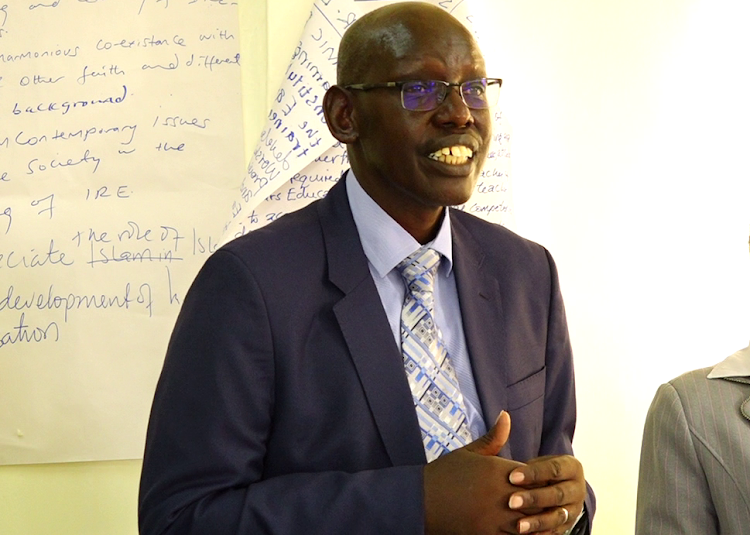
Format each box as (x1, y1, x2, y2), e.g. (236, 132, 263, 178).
(424, 419, 587, 535)
(507, 455, 585, 534)
(508, 478, 582, 510)
(509, 454, 583, 487)
(515, 506, 573, 534)
(423, 412, 527, 534)
(463, 410, 511, 457)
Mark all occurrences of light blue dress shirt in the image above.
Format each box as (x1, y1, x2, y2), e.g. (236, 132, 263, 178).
(345, 171, 488, 440)
(349, 171, 586, 532)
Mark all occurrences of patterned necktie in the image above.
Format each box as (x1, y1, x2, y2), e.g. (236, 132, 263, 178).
(397, 246, 472, 461)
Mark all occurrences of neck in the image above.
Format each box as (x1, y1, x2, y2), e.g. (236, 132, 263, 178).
(393, 207, 445, 245)
(349, 165, 446, 244)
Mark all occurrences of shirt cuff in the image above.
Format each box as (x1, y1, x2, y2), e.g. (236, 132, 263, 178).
(564, 504, 588, 535)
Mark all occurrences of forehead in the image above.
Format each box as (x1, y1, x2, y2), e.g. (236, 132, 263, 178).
(393, 41, 485, 79)
(366, 19, 485, 80)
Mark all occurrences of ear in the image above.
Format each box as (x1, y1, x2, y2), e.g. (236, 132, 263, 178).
(323, 85, 358, 144)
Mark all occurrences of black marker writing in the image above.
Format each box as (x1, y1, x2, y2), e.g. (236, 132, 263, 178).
(87, 244, 183, 267)
(19, 74, 64, 86)
(199, 28, 234, 41)
(0, 313, 59, 350)
(0, 46, 80, 64)
(96, 35, 184, 50)
(0, 239, 73, 269)
(1, 206, 10, 233)
(29, 0, 60, 10)
(77, 64, 125, 85)
(155, 115, 210, 129)
(27, 149, 101, 175)
(0, 283, 154, 322)
(85, 185, 131, 200)
(12, 85, 128, 116)
(165, 266, 180, 305)
(142, 53, 179, 70)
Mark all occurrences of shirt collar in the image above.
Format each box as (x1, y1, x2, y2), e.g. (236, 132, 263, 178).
(707, 343, 750, 379)
(345, 170, 454, 279)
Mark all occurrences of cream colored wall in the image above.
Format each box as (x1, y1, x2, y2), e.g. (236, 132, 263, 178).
(0, 460, 141, 535)
(478, 0, 750, 533)
(2, 1, 748, 534)
(241, 0, 268, 160)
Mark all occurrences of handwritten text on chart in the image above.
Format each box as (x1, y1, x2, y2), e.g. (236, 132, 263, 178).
(0, 0, 244, 361)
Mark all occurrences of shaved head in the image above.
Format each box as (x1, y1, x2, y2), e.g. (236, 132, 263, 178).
(337, 2, 478, 85)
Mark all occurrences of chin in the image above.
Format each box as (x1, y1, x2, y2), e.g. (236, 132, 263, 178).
(432, 189, 475, 208)
(436, 179, 478, 206)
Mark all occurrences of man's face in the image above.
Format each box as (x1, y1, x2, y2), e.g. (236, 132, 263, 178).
(348, 21, 492, 223)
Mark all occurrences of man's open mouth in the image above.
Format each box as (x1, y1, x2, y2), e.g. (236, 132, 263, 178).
(427, 145, 474, 165)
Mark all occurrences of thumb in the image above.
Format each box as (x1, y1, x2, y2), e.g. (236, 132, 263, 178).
(463, 410, 511, 456)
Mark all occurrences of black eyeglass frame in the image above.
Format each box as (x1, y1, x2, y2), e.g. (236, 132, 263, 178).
(343, 77, 502, 111)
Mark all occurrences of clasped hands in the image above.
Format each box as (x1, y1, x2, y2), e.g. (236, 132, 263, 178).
(424, 411, 586, 535)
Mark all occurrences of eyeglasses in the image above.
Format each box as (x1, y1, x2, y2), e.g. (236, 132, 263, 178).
(343, 78, 502, 111)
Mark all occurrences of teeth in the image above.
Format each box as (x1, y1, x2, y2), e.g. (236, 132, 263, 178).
(429, 145, 473, 164)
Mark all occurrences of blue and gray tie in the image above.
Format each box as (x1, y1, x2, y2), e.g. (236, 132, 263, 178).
(397, 246, 472, 461)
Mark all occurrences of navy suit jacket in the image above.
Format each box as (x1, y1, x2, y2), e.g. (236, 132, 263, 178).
(139, 179, 594, 534)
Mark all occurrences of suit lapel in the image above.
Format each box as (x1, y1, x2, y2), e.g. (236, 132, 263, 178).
(318, 181, 426, 466)
(450, 214, 512, 458)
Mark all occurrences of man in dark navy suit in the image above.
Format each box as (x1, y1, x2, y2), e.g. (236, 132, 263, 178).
(139, 3, 594, 533)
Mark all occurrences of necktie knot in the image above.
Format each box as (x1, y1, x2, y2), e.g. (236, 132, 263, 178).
(397, 247, 441, 292)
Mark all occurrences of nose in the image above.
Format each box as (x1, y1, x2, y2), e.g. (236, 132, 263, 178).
(434, 85, 473, 128)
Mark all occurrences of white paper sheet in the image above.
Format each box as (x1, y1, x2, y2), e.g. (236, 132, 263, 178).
(0, 0, 244, 465)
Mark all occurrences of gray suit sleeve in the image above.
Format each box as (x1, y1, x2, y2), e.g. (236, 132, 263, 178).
(635, 382, 718, 535)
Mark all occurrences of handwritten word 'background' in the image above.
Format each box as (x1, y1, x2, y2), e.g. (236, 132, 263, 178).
(222, 0, 514, 241)
(0, 0, 244, 465)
